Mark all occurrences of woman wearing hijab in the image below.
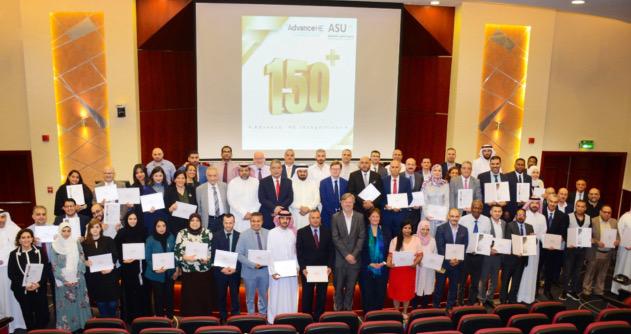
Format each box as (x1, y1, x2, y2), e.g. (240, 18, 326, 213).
(141, 167, 170, 231)
(145, 219, 176, 319)
(54, 169, 94, 217)
(7, 228, 50, 330)
(386, 220, 422, 319)
(82, 219, 120, 317)
(422, 164, 450, 236)
(165, 170, 197, 234)
(115, 212, 149, 322)
(414, 220, 437, 308)
(0, 210, 26, 333)
(359, 208, 391, 313)
(51, 222, 91, 331)
(174, 213, 213, 316)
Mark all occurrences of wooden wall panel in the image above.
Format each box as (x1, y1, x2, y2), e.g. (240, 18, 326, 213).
(0, 151, 36, 227)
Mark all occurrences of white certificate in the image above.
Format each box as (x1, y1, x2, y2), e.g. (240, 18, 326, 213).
(493, 238, 512, 255)
(34, 225, 58, 243)
(272, 259, 298, 277)
(512, 234, 537, 256)
(392, 251, 415, 267)
(516, 183, 531, 202)
(474, 233, 494, 256)
(152, 252, 175, 270)
(248, 249, 271, 266)
(567, 228, 592, 248)
(122, 243, 145, 260)
(95, 184, 119, 203)
(141, 192, 165, 212)
(602, 228, 618, 249)
(306, 266, 329, 283)
(445, 244, 465, 261)
(66, 184, 85, 206)
(484, 182, 510, 203)
(358, 184, 380, 201)
(543, 234, 562, 250)
(22, 263, 44, 287)
(410, 191, 425, 207)
(533, 187, 545, 198)
(621, 227, 631, 248)
(172, 202, 198, 219)
(425, 205, 448, 220)
(88, 253, 114, 272)
(457, 189, 473, 209)
(185, 242, 209, 260)
(213, 250, 239, 268)
(117, 187, 140, 204)
(387, 193, 409, 209)
(63, 218, 82, 239)
(421, 252, 444, 271)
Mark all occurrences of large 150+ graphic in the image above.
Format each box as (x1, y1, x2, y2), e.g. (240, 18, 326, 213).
(242, 16, 357, 150)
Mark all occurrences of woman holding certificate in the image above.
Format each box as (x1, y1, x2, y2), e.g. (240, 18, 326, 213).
(359, 208, 391, 313)
(422, 165, 450, 237)
(7, 229, 50, 330)
(174, 213, 214, 316)
(51, 222, 91, 331)
(386, 220, 422, 320)
(165, 170, 197, 234)
(414, 220, 437, 308)
(145, 219, 176, 319)
(54, 169, 94, 217)
(141, 167, 169, 231)
(82, 219, 120, 317)
(115, 212, 149, 322)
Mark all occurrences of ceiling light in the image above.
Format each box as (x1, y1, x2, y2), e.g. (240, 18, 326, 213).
(430, 1, 440, 5)
(571, 0, 586, 5)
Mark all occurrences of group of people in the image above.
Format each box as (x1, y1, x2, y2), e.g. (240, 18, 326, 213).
(1, 144, 630, 333)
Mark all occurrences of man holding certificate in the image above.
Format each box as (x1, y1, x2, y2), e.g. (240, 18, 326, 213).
(506, 158, 532, 220)
(433, 208, 468, 310)
(53, 198, 90, 237)
(457, 200, 490, 306)
(560, 200, 591, 301)
(501, 209, 534, 304)
(478, 156, 508, 216)
(583, 205, 619, 297)
(267, 210, 298, 323)
(540, 195, 569, 300)
(347, 156, 384, 217)
(478, 205, 506, 307)
(382, 160, 412, 236)
(296, 210, 334, 320)
(211, 214, 241, 322)
(235, 212, 269, 315)
(449, 161, 482, 216)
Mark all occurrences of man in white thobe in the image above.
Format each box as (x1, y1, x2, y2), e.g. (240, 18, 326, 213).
(340, 149, 358, 180)
(290, 166, 321, 230)
(0, 210, 27, 333)
(267, 210, 299, 323)
(612, 210, 631, 295)
(308, 149, 330, 183)
(227, 164, 261, 233)
(472, 144, 497, 178)
(517, 200, 547, 304)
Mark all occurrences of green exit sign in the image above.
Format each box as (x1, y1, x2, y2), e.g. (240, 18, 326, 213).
(579, 140, 594, 150)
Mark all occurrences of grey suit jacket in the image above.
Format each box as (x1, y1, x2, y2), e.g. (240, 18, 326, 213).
(449, 176, 482, 212)
(331, 210, 366, 268)
(236, 228, 269, 279)
(196, 182, 230, 228)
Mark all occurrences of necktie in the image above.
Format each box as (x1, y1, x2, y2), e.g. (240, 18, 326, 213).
(334, 180, 339, 201)
(313, 228, 320, 248)
(363, 172, 369, 186)
(258, 168, 262, 180)
(494, 174, 499, 182)
(223, 162, 228, 183)
(212, 185, 220, 216)
(518, 174, 522, 183)
(227, 233, 232, 252)
(256, 231, 263, 250)
(473, 220, 479, 233)
(464, 178, 468, 189)
(547, 212, 553, 228)
(408, 175, 414, 189)
(519, 223, 524, 236)
(393, 178, 398, 194)
(275, 178, 280, 200)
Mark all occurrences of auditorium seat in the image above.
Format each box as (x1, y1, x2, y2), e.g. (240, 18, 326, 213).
(408, 308, 447, 323)
(179, 316, 221, 334)
(528, 323, 577, 334)
(139, 329, 185, 334)
(273, 313, 313, 334)
(407, 316, 454, 334)
(473, 327, 521, 334)
(457, 314, 502, 334)
(358, 320, 404, 334)
(584, 320, 631, 334)
(506, 313, 549, 334)
(193, 326, 242, 334)
(418, 332, 462, 334)
(226, 314, 267, 334)
(595, 308, 631, 325)
(84, 329, 130, 334)
(85, 318, 127, 330)
(493, 304, 529, 325)
(303, 322, 350, 334)
(450, 306, 487, 326)
(131, 317, 173, 334)
(249, 324, 296, 334)
(364, 309, 403, 322)
(529, 301, 566, 320)
(28, 330, 71, 334)
(552, 310, 594, 333)
(319, 311, 360, 334)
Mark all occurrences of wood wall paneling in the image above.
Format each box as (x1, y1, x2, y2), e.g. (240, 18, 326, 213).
(0, 151, 36, 227)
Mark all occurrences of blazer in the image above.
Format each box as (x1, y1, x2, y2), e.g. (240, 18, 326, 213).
(360, 226, 393, 267)
(196, 182, 230, 229)
(296, 225, 335, 269)
(478, 171, 509, 197)
(164, 185, 197, 232)
(212, 229, 241, 271)
(435, 223, 468, 266)
(449, 176, 482, 210)
(282, 164, 298, 179)
(506, 171, 532, 202)
(441, 162, 462, 179)
(144, 233, 176, 283)
(381, 175, 412, 208)
(568, 191, 586, 205)
(542, 207, 570, 241)
(347, 169, 384, 213)
(371, 164, 387, 177)
(235, 228, 269, 279)
(331, 210, 366, 269)
(320, 177, 349, 228)
(53, 213, 90, 236)
(590, 216, 619, 243)
(503, 220, 534, 266)
(258, 176, 293, 229)
(403, 172, 423, 192)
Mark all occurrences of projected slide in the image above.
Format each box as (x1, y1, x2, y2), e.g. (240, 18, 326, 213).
(242, 16, 357, 150)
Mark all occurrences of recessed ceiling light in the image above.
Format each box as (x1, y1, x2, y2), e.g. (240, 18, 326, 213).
(430, 0, 440, 5)
(571, 0, 586, 5)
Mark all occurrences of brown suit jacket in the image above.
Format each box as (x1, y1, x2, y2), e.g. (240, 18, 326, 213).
(587, 216, 619, 259)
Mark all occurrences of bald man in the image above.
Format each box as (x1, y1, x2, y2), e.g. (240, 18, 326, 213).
(146, 147, 176, 183)
(347, 156, 384, 215)
(95, 166, 127, 189)
(249, 151, 271, 180)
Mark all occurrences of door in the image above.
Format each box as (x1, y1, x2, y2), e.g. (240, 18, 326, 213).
(0, 151, 36, 227)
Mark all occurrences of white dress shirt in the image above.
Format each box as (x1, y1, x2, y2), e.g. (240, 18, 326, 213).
(459, 213, 491, 253)
(207, 183, 226, 216)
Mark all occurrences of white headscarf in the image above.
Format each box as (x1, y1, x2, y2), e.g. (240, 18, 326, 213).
(0, 210, 20, 267)
(52, 221, 79, 281)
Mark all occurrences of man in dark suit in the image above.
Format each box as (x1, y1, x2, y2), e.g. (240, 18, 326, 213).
(258, 160, 293, 229)
(441, 147, 462, 179)
(381, 160, 412, 236)
(478, 204, 506, 307)
(557, 188, 573, 214)
(347, 156, 384, 217)
(506, 158, 532, 219)
(281, 149, 297, 179)
(540, 194, 569, 299)
(500, 208, 534, 303)
(296, 210, 335, 320)
(404, 158, 423, 231)
(320, 161, 348, 228)
(567, 179, 587, 207)
(211, 214, 241, 321)
(369, 150, 387, 177)
(53, 198, 90, 236)
(331, 193, 366, 311)
(478, 156, 509, 216)
(586, 188, 603, 218)
(433, 208, 469, 310)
